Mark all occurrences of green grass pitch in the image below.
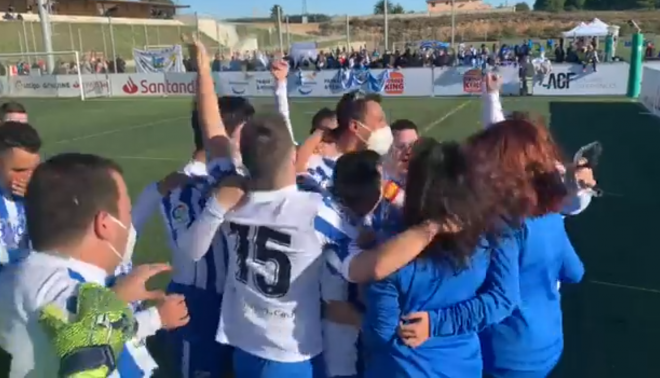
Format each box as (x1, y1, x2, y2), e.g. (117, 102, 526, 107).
(10, 95, 660, 378)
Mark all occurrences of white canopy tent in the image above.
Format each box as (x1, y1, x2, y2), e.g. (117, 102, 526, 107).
(562, 18, 615, 37)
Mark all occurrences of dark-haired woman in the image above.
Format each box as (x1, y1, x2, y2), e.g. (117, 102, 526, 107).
(467, 119, 585, 378)
(362, 139, 522, 377)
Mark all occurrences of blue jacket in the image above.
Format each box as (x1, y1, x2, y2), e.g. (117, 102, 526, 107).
(480, 213, 585, 375)
(362, 232, 521, 378)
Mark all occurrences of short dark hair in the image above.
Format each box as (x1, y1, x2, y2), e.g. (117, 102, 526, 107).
(310, 107, 336, 134)
(218, 96, 255, 135)
(0, 122, 41, 154)
(26, 153, 123, 251)
(0, 102, 26, 117)
(330, 150, 382, 215)
(333, 90, 381, 139)
(391, 119, 418, 133)
(240, 114, 294, 190)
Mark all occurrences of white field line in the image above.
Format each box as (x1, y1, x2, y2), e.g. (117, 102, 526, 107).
(51, 116, 187, 145)
(422, 100, 472, 134)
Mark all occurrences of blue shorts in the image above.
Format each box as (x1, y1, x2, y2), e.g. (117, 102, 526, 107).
(167, 282, 231, 376)
(233, 347, 326, 378)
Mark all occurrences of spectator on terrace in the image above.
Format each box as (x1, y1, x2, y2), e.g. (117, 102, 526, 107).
(212, 53, 223, 72)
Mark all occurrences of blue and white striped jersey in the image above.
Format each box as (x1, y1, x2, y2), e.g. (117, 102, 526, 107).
(160, 158, 238, 294)
(0, 193, 29, 266)
(298, 154, 339, 193)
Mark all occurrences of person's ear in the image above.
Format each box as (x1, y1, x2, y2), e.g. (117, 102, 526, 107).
(94, 211, 113, 242)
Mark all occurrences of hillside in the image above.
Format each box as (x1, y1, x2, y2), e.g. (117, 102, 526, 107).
(319, 11, 660, 44)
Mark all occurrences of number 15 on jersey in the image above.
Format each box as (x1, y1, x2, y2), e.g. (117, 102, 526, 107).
(228, 223, 293, 298)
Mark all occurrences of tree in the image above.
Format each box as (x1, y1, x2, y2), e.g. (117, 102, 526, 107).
(514, 2, 531, 10)
(270, 4, 282, 20)
(373, 0, 405, 14)
(533, 0, 550, 10)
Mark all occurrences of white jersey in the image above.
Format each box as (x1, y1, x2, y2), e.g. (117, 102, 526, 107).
(0, 253, 161, 378)
(216, 185, 359, 363)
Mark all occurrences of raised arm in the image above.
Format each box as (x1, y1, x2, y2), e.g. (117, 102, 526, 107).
(271, 60, 295, 143)
(187, 35, 232, 163)
(481, 73, 505, 129)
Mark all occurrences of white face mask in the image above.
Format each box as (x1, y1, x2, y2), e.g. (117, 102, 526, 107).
(358, 122, 394, 156)
(107, 215, 137, 265)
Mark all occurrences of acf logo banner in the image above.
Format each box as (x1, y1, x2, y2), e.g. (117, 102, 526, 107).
(543, 72, 577, 90)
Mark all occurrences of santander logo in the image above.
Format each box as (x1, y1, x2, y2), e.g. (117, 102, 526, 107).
(122, 77, 139, 94)
(121, 76, 195, 95)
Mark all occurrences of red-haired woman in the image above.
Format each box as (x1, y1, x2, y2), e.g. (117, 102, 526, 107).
(481, 73, 597, 216)
(466, 119, 585, 378)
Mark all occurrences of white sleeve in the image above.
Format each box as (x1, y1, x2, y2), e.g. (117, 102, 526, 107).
(482, 91, 506, 129)
(321, 248, 349, 302)
(134, 307, 162, 340)
(275, 81, 295, 143)
(339, 241, 363, 283)
(131, 182, 160, 234)
(176, 197, 227, 262)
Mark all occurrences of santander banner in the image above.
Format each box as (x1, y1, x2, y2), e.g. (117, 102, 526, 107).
(111, 73, 199, 97)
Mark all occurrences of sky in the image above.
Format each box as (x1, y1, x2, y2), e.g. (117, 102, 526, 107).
(180, 0, 522, 19)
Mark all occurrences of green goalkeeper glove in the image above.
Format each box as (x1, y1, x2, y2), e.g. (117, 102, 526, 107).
(38, 282, 137, 378)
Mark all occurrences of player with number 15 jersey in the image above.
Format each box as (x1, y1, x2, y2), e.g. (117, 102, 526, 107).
(213, 114, 358, 378)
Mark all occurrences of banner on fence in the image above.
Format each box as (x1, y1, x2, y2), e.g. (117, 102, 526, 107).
(133, 45, 185, 73)
(0, 63, 632, 99)
(641, 66, 660, 118)
(110, 73, 206, 97)
(530, 63, 628, 96)
(4, 74, 110, 98)
(433, 65, 520, 96)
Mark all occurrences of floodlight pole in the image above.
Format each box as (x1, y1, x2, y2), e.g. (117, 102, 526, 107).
(108, 16, 118, 73)
(451, 0, 456, 49)
(384, 0, 389, 50)
(37, 0, 55, 73)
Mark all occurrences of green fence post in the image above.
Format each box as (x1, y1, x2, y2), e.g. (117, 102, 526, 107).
(627, 33, 643, 99)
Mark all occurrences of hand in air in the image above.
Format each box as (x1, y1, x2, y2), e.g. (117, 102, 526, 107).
(271, 59, 290, 83)
(213, 174, 247, 211)
(398, 311, 430, 348)
(485, 72, 501, 94)
(181, 33, 209, 70)
(112, 263, 171, 303)
(574, 158, 596, 189)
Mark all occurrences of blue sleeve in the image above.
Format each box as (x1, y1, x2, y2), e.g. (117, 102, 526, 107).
(427, 233, 521, 336)
(363, 273, 401, 347)
(559, 225, 584, 283)
(207, 157, 239, 183)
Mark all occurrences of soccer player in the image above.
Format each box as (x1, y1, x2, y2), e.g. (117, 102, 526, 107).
(161, 97, 253, 377)
(385, 119, 419, 187)
(0, 102, 28, 124)
(298, 90, 393, 191)
(164, 35, 251, 377)
(0, 122, 41, 267)
(0, 153, 189, 377)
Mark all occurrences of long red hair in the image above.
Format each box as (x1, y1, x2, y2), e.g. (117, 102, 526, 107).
(466, 119, 567, 219)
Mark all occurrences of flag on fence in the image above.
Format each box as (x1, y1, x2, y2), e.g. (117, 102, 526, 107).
(133, 45, 185, 73)
(335, 67, 395, 94)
